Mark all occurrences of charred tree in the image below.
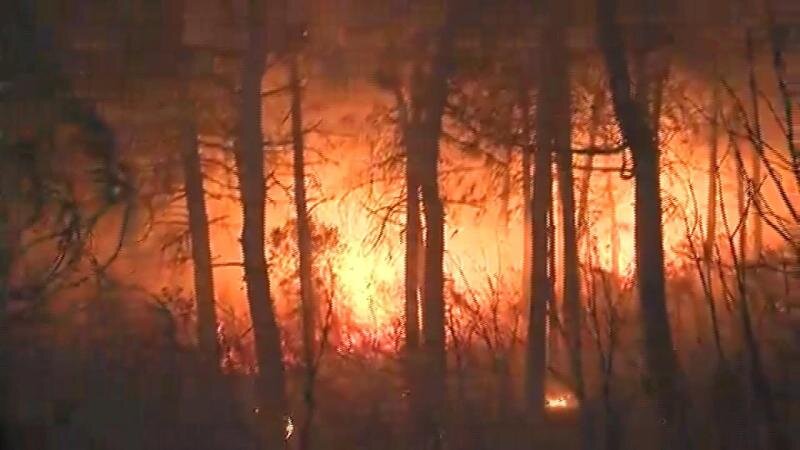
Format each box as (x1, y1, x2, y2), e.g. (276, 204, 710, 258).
(703, 87, 719, 287)
(182, 115, 221, 373)
(745, 30, 764, 261)
(400, 79, 422, 354)
(379, 40, 426, 449)
(550, 6, 592, 448)
(410, 7, 457, 449)
(595, 0, 690, 448)
(577, 96, 600, 248)
(404, 136, 425, 450)
(526, 6, 556, 423)
(289, 51, 318, 450)
(0, 134, 20, 449)
(290, 53, 315, 364)
(173, 0, 221, 377)
(405, 169, 422, 353)
(729, 86, 792, 450)
(234, 0, 288, 447)
(518, 65, 534, 327)
(703, 87, 724, 360)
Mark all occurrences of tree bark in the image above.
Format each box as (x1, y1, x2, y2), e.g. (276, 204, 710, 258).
(745, 30, 764, 260)
(235, 1, 288, 447)
(704, 88, 719, 267)
(703, 88, 724, 359)
(519, 81, 534, 327)
(526, 14, 555, 423)
(731, 110, 790, 450)
(405, 133, 421, 353)
(404, 130, 424, 450)
(0, 159, 18, 449)
(289, 53, 317, 450)
(596, 1, 689, 447)
(414, 10, 456, 449)
(290, 55, 315, 363)
(551, 14, 593, 450)
(182, 115, 221, 372)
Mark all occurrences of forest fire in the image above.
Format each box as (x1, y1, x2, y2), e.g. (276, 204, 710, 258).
(4, 1, 800, 450)
(545, 394, 573, 410)
(199, 104, 786, 350)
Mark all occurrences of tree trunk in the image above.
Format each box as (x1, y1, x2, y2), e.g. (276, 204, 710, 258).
(404, 129, 424, 450)
(548, 181, 559, 368)
(500, 145, 512, 229)
(596, 1, 689, 447)
(0, 120, 30, 449)
(397, 62, 425, 449)
(405, 137, 421, 353)
(526, 16, 555, 423)
(419, 155, 446, 450)
(182, 115, 221, 373)
(551, 18, 593, 450)
(519, 82, 534, 326)
(703, 88, 724, 360)
(289, 53, 317, 450)
(704, 87, 719, 267)
(415, 11, 455, 449)
(235, 1, 287, 447)
(0, 175, 16, 450)
(746, 30, 764, 261)
(731, 115, 790, 450)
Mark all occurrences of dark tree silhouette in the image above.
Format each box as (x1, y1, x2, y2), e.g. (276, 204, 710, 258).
(234, 0, 288, 447)
(526, 1, 556, 424)
(595, 0, 690, 448)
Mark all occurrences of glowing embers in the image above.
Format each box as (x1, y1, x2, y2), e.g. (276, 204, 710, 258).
(285, 415, 294, 441)
(250, 409, 294, 441)
(545, 392, 576, 410)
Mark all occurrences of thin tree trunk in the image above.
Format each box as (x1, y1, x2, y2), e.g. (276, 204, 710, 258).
(703, 89, 724, 361)
(290, 53, 317, 450)
(549, 178, 560, 368)
(596, 1, 689, 448)
(519, 82, 534, 326)
(551, 17, 593, 449)
(405, 133, 424, 450)
(704, 87, 719, 269)
(397, 70, 424, 448)
(730, 125, 790, 450)
(0, 174, 17, 450)
(501, 145, 512, 229)
(526, 15, 555, 423)
(737, 134, 748, 269)
(415, 9, 455, 449)
(182, 115, 221, 373)
(405, 177, 421, 352)
(746, 30, 764, 261)
(235, 1, 287, 447)
(419, 156, 446, 450)
(0, 131, 20, 440)
(404, 96, 422, 352)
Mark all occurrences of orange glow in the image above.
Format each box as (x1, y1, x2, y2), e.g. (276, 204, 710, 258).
(545, 395, 572, 410)
(180, 79, 794, 360)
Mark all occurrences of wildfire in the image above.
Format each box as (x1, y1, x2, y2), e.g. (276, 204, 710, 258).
(187, 81, 791, 355)
(545, 394, 573, 410)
